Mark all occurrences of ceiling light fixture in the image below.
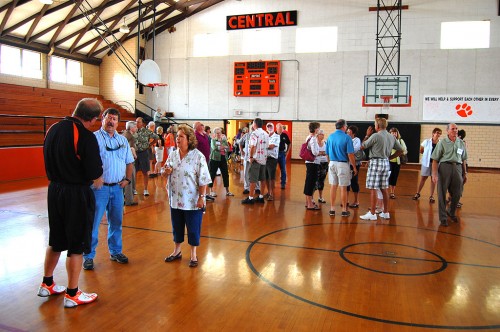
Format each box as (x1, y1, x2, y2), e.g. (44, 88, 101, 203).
(39, 0, 54, 4)
(119, 17, 130, 34)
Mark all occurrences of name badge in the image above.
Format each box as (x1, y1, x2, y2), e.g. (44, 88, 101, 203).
(457, 148, 463, 155)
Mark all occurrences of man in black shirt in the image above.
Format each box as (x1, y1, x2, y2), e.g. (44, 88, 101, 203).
(276, 123, 291, 189)
(38, 98, 103, 308)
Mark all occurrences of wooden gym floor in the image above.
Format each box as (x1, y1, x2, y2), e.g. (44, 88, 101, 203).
(0, 162, 499, 331)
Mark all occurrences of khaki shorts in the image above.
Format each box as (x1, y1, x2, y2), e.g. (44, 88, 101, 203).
(328, 161, 351, 186)
(249, 161, 266, 183)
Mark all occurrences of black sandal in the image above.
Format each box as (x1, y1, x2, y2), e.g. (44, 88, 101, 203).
(412, 193, 420, 200)
(165, 252, 182, 262)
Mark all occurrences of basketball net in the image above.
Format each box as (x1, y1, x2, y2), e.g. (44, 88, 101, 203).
(381, 95, 392, 113)
(147, 83, 168, 99)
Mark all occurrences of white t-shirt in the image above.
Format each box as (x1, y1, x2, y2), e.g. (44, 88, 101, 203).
(249, 128, 269, 165)
(267, 132, 280, 159)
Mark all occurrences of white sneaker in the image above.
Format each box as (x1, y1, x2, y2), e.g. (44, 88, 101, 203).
(64, 289, 98, 308)
(210, 191, 217, 197)
(380, 212, 390, 219)
(133, 190, 137, 195)
(143, 190, 149, 196)
(360, 211, 377, 220)
(37, 282, 66, 297)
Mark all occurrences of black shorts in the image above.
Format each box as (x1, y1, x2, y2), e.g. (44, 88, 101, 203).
(266, 157, 278, 180)
(47, 182, 95, 255)
(135, 150, 150, 172)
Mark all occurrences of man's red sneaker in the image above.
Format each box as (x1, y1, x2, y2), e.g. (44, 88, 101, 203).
(37, 282, 66, 297)
(63, 290, 98, 308)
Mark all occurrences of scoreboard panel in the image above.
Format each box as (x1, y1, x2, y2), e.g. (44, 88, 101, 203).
(233, 61, 281, 97)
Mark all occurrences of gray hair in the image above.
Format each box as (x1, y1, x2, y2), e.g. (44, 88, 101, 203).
(335, 119, 346, 130)
(447, 123, 457, 131)
(126, 121, 137, 130)
(147, 121, 155, 128)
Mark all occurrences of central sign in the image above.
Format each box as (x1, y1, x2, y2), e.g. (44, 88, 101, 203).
(226, 10, 297, 30)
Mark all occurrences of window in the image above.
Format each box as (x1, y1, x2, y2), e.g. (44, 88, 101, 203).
(50, 56, 83, 85)
(296, 27, 338, 53)
(242, 29, 281, 55)
(0, 44, 42, 79)
(441, 21, 490, 49)
(22, 50, 42, 78)
(193, 33, 229, 57)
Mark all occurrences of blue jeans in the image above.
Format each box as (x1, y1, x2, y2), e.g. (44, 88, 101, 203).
(84, 184, 124, 259)
(278, 152, 287, 186)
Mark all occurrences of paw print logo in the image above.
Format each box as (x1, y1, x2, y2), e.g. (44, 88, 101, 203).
(456, 103, 473, 118)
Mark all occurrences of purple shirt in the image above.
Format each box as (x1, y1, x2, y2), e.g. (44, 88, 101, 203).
(195, 131, 210, 162)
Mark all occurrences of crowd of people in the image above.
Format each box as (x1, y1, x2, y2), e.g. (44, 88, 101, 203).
(37, 99, 468, 308)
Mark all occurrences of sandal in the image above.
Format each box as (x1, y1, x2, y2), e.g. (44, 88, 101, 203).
(390, 193, 396, 199)
(348, 203, 359, 208)
(306, 204, 320, 210)
(429, 196, 435, 203)
(412, 193, 421, 200)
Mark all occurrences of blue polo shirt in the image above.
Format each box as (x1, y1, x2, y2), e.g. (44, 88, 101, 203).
(325, 129, 354, 162)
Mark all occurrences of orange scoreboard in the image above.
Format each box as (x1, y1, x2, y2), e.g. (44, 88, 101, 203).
(233, 61, 281, 97)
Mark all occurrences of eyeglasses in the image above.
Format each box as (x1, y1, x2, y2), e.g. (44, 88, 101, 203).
(100, 131, 124, 151)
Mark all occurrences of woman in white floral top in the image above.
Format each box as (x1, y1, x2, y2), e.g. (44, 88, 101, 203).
(162, 125, 211, 267)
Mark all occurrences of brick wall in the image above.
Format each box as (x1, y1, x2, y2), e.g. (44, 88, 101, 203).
(287, 122, 495, 168)
(420, 124, 495, 168)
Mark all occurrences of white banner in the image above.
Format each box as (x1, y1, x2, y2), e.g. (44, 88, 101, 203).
(423, 95, 500, 123)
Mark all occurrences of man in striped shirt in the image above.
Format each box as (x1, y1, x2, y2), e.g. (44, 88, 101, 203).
(83, 108, 135, 271)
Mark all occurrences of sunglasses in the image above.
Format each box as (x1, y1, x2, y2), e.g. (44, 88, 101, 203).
(100, 131, 124, 151)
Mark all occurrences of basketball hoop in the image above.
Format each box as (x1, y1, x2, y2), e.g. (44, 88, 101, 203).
(381, 95, 392, 112)
(362, 75, 412, 107)
(147, 83, 168, 99)
(146, 83, 168, 88)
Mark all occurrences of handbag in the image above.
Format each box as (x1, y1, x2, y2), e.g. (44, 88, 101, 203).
(299, 137, 315, 162)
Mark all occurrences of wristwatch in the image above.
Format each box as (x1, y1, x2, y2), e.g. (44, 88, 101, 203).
(123, 178, 131, 184)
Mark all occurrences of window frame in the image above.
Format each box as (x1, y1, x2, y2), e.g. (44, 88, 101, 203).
(50, 56, 83, 85)
(0, 44, 42, 79)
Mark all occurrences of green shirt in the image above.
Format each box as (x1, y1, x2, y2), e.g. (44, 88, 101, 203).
(209, 136, 229, 161)
(431, 136, 467, 164)
(136, 128, 159, 152)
